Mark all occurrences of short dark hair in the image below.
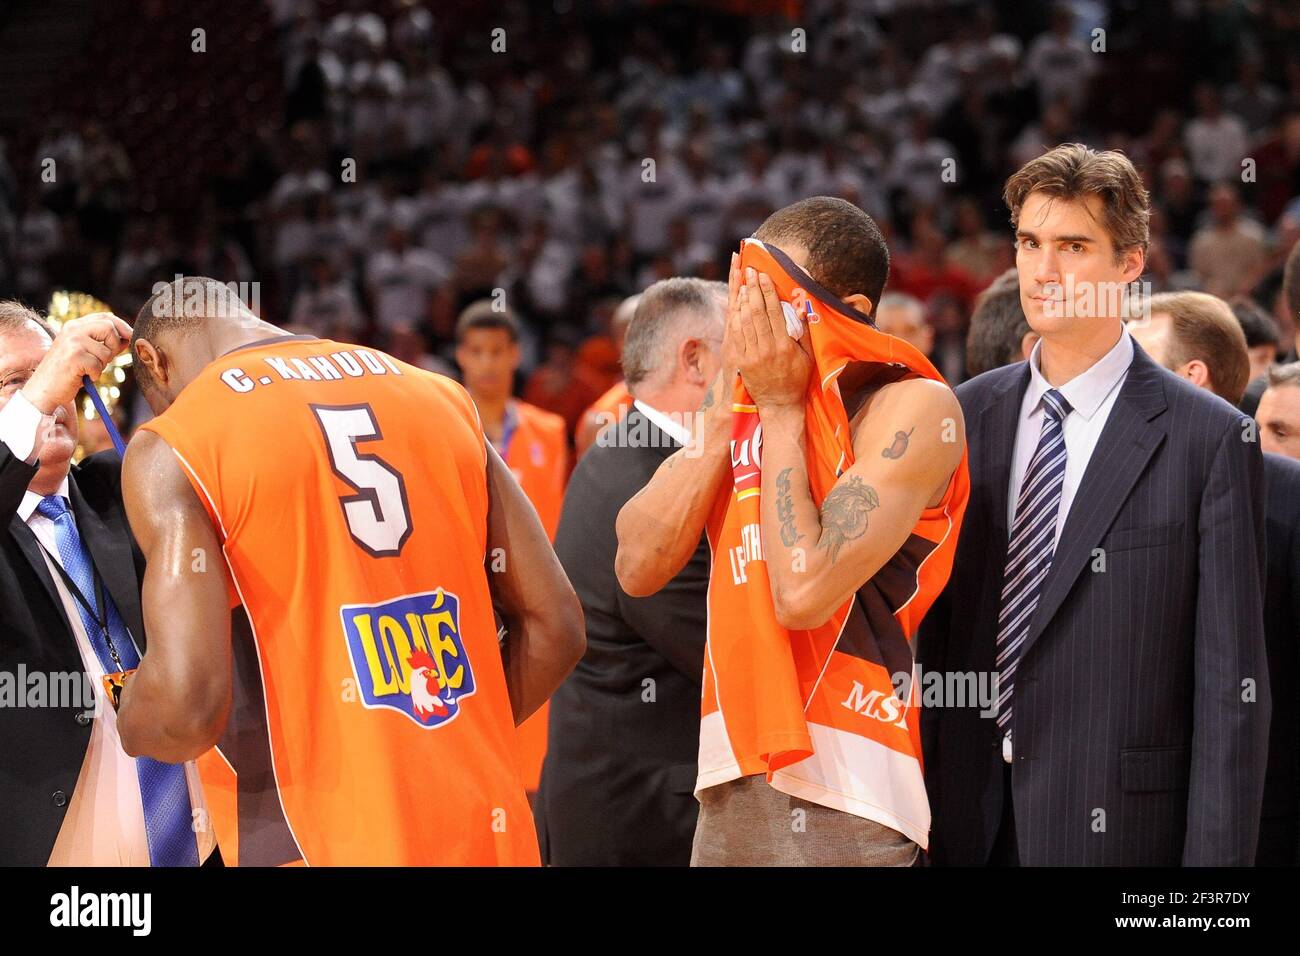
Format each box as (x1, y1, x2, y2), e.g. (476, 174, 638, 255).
(1229, 296, 1280, 349)
(753, 196, 890, 308)
(1004, 143, 1150, 258)
(965, 269, 1030, 376)
(132, 276, 248, 388)
(134, 276, 244, 342)
(455, 299, 519, 344)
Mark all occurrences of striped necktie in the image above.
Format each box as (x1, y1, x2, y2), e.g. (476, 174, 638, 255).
(37, 494, 200, 867)
(995, 388, 1072, 735)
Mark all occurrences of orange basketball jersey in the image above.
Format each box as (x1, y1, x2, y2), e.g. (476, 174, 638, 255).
(142, 335, 539, 866)
(587, 381, 633, 430)
(697, 240, 970, 848)
(504, 400, 568, 540)
(501, 399, 568, 790)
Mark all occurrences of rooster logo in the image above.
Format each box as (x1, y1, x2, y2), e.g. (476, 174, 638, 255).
(341, 588, 477, 728)
(407, 649, 450, 722)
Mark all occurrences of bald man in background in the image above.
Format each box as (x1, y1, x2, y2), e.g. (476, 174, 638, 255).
(1129, 291, 1300, 865)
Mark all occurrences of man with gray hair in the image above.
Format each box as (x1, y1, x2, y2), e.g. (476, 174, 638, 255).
(535, 276, 725, 865)
(0, 300, 217, 866)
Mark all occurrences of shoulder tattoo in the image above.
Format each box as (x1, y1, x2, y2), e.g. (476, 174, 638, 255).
(881, 426, 915, 460)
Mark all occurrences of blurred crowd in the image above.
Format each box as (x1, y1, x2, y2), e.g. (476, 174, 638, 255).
(0, 0, 1299, 439)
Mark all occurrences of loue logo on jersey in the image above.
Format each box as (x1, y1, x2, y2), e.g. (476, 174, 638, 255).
(339, 588, 476, 728)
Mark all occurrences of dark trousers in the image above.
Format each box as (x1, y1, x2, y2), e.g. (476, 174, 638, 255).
(990, 761, 1020, 866)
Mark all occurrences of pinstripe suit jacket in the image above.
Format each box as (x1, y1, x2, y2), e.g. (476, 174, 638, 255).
(918, 340, 1271, 866)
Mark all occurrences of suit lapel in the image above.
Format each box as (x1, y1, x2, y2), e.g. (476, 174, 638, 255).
(8, 515, 72, 631)
(974, 364, 1031, 555)
(69, 475, 145, 653)
(1020, 345, 1168, 657)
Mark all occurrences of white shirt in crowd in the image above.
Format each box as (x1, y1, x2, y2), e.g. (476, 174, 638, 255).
(1024, 32, 1096, 109)
(1184, 112, 1250, 184)
(364, 246, 449, 330)
(289, 281, 366, 339)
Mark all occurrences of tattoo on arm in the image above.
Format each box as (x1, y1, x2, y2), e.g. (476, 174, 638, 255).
(881, 426, 915, 460)
(818, 475, 880, 563)
(775, 466, 804, 547)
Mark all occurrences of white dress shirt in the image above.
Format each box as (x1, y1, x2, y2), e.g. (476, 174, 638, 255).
(633, 398, 694, 447)
(1, 390, 213, 865)
(1007, 328, 1134, 546)
(1002, 327, 1133, 762)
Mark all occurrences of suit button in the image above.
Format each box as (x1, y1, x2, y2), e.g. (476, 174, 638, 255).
(52, 791, 67, 807)
(75, 711, 91, 726)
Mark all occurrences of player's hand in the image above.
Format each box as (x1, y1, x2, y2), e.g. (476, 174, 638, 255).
(734, 266, 812, 410)
(22, 313, 133, 415)
(721, 251, 745, 377)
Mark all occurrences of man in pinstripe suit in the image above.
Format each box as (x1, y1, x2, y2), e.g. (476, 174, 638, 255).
(918, 144, 1271, 866)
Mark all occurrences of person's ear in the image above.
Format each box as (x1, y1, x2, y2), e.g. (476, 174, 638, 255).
(681, 338, 707, 385)
(133, 338, 167, 387)
(844, 293, 874, 317)
(1119, 245, 1145, 285)
(1180, 359, 1210, 389)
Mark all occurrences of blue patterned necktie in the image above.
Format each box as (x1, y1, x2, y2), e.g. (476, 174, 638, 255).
(36, 495, 199, 867)
(995, 388, 1072, 736)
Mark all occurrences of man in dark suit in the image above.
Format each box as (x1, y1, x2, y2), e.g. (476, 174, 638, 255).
(1129, 291, 1300, 864)
(535, 277, 724, 865)
(0, 301, 214, 866)
(919, 145, 1271, 866)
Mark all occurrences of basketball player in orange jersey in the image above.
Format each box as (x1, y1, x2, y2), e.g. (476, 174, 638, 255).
(454, 299, 568, 792)
(575, 294, 639, 456)
(617, 197, 969, 865)
(115, 277, 583, 866)
(455, 301, 568, 538)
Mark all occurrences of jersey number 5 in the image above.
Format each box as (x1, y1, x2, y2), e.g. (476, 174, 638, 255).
(312, 404, 413, 557)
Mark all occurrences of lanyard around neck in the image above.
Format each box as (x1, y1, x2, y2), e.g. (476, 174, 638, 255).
(32, 531, 128, 673)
